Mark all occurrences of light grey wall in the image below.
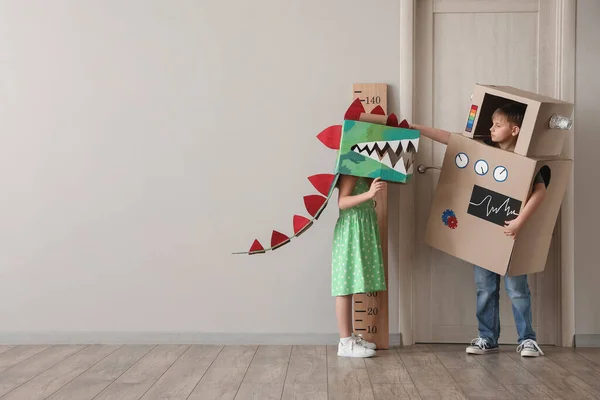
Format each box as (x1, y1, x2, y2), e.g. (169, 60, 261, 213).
(0, 1, 402, 342)
(575, 0, 600, 341)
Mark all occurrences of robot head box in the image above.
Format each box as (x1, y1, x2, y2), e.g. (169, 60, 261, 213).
(463, 84, 574, 157)
(233, 98, 420, 255)
(424, 84, 574, 276)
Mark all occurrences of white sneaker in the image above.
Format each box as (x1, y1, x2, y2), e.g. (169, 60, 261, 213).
(517, 339, 544, 357)
(352, 333, 376, 350)
(337, 337, 376, 358)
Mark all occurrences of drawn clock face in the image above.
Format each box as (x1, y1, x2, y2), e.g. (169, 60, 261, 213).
(474, 159, 489, 175)
(493, 166, 508, 182)
(455, 152, 469, 168)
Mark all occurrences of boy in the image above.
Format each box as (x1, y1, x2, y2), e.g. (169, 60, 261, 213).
(411, 103, 547, 357)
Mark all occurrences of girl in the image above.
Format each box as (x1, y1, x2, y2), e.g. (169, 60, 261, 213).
(332, 174, 387, 358)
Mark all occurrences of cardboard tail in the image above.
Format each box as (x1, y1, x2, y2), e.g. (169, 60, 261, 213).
(232, 98, 410, 256)
(232, 174, 340, 255)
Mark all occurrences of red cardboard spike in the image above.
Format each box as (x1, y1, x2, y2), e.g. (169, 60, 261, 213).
(316, 125, 342, 150)
(386, 113, 399, 127)
(370, 105, 385, 115)
(249, 239, 264, 253)
(304, 195, 327, 217)
(399, 119, 409, 128)
(344, 98, 365, 121)
(308, 174, 336, 196)
(271, 230, 290, 248)
(293, 215, 312, 235)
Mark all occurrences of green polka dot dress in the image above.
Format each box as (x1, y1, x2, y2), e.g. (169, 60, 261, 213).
(331, 177, 386, 297)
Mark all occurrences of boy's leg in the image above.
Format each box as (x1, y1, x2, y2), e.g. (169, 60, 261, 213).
(504, 274, 543, 356)
(504, 275, 535, 342)
(467, 265, 501, 354)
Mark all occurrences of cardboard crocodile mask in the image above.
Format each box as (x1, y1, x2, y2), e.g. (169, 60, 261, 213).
(233, 98, 420, 255)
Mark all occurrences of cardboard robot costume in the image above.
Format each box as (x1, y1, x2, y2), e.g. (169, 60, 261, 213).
(424, 84, 574, 276)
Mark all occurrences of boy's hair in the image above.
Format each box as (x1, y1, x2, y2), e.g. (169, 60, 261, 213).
(492, 102, 527, 128)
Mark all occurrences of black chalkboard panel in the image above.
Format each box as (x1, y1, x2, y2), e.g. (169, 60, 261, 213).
(467, 185, 522, 226)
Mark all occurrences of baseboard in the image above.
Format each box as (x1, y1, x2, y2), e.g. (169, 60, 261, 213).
(0, 332, 403, 346)
(574, 334, 600, 347)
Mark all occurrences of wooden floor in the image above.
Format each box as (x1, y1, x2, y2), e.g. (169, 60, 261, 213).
(0, 344, 600, 399)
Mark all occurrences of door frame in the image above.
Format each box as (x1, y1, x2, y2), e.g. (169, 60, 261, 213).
(397, 0, 577, 347)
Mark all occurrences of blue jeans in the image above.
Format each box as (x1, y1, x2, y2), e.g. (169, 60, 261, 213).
(474, 265, 536, 345)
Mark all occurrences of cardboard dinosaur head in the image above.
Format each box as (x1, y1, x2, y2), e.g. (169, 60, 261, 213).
(233, 98, 420, 255)
(319, 98, 420, 183)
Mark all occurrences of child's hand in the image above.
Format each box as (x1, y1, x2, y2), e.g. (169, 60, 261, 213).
(504, 218, 523, 240)
(368, 177, 387, 199)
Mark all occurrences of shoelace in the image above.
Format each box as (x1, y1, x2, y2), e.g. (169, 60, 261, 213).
(516, 339, 544, 355)
(346, 339, 369, 352)
(341, 337, 364, 348)
(354, 334, 368, 346)
(348, 334, 370, 350)
(470, 337, 490, 349)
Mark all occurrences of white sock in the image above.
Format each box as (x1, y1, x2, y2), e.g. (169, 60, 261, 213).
(340, 336, 352, 345)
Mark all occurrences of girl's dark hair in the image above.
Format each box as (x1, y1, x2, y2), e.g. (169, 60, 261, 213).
(492, 102, 527, 128)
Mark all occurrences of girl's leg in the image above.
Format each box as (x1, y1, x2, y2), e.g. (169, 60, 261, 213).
(336, 294, 375, 358)
(336, 295, 353, 338)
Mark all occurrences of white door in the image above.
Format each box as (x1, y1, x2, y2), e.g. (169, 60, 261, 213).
(412, 0, 566, 345)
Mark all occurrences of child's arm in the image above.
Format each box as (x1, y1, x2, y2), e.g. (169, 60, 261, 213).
(338, 175, 385, 210)
(410, 123, 451, 145)
(504, 182, 547, 239)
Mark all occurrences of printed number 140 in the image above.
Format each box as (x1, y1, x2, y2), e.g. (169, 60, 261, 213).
(364, 96, 381, 105)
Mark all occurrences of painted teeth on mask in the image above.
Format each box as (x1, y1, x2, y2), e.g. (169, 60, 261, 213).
(410, 138, 419, 152)
(396, 157, 407, 174)
(352, 140, 418, 154)
(350, 144, 374, 155)
(381, 152, 394, 170)
(351, 139, 418, 172)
